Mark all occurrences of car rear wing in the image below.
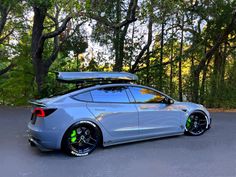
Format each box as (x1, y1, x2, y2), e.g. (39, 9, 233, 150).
(28, 100, 46, 107)
(56, 72, 138, 84)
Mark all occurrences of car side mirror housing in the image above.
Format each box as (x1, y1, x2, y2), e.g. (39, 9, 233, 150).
(165, 97, 174, 104)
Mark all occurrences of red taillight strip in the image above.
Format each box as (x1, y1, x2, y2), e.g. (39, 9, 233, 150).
(33, 108, 45, 117)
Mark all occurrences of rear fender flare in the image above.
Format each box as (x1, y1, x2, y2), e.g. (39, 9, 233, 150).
(60, 119, 103, 148)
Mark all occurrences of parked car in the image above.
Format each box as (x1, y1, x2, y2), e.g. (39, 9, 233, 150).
(28, 72, 211, 156)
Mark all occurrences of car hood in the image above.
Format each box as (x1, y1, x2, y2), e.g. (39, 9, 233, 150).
(169, 101, 210, 117)
(172, 101, 204, 110)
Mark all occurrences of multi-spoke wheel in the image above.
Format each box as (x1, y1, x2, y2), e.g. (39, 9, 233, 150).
(62, 122, 101, 156)
(185, 112, 208, 136)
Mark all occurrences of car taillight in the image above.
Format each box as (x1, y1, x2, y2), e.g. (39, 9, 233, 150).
(33, 108, 57, 118)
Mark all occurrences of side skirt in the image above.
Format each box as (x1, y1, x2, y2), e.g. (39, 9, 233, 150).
(103, 132, 184, 147)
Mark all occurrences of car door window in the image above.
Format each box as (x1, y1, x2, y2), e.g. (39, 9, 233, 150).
(129, 87, 165, 103)
(91, 86, 130, 103)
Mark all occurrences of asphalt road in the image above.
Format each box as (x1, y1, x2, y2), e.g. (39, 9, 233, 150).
(0, 107, 236, 177)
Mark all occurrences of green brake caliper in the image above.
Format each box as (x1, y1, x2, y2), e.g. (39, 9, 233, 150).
(186, 117, 192, 129)
(70, 130, 77, 143)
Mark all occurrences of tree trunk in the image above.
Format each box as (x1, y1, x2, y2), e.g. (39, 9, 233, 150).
(169, 18, 174, 97)
(31, 6, 47, 96)
(178, 15, 184, 101)
(169, 39, 174, 97)
(210, 43, 227, 107)
(112, 0, 137, 71)
(200, 57, 210, 103)
(113, 0, 122, 71)
(159, 20, 165, 91)
(31, 5, 72, 97)
(146, 47, 150, 85)
(193, 70, 200, 103)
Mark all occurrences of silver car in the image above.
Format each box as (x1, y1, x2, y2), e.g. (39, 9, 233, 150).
(28, 72, 211, 156)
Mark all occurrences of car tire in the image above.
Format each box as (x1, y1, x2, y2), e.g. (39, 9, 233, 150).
(185, 112, 208, 136)
(61, 122, 101, 157)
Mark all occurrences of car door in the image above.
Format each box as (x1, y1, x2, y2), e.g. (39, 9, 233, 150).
(87, 86, 139, 141)
(128, 86, 184, 136)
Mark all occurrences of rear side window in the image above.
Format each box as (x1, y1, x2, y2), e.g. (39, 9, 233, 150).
(72, 92, 93, 102)
(129, 86, 165, 103)
(90, 86, 130, 103)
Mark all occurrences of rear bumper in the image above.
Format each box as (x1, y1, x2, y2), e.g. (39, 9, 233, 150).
(28, 136, 51, 151)
(28, 122, 61, 150)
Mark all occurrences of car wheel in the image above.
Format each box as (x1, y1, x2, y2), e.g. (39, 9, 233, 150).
(62, 122, 100, 156)
(185, 112, 208, 136)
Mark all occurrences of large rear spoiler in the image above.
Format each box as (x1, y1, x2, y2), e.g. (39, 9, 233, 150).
(56, 72, 138, 84)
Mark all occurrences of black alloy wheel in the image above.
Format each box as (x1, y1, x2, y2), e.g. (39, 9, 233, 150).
(62, 123, 100, 156)
(185, 113, 208, 136)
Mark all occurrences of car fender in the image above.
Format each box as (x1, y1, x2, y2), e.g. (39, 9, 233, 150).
(186, 109, 210, 129)
(57, 118, 110, 148)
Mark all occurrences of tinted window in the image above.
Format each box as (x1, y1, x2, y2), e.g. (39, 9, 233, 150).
(91, 86, 130, 103)
(72, 91, 92, 102)
(129, 87, 165, 103)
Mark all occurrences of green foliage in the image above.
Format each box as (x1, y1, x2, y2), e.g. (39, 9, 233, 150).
(61, 30, 88, 56)
(0, 0, 236, 108)
(0, 33, 35, 105)
(28, 0, 54, 8)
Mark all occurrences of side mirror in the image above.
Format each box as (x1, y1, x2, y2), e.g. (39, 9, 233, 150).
(165, 97, 174, 104)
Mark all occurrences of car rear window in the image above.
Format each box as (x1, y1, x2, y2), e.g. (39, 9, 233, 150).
(72, 92, 93, 102)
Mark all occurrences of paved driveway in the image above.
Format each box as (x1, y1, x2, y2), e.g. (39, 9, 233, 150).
(0, 107, 236, 177)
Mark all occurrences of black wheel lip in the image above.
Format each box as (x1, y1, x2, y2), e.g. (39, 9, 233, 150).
(62, 121, 100, 157)
(185, 112, 209, 135)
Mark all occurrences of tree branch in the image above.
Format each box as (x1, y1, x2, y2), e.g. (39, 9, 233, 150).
(0, 29, 14, 44)
(0, 62, 15, 76)
(42, 15, 72, 39)
(44, 21, 86, 68)
(88, 0, 138, 29)
(130, 14, 153, 73)
(44, 36, 60, 69)
(45, 4, 60, 24)
(133, 56, 181, 73)
(87, 13, 113, 27)
(114, 0, 137, 29)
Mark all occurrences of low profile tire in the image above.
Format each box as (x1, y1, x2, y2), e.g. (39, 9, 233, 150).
(185, 112, 208, 136)
(62, 122, 101, 157)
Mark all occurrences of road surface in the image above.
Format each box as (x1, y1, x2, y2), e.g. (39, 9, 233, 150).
(0, 107, 236, 177)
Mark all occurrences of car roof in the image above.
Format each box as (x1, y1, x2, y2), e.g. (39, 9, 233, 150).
(44, 83, 173, 105)
(65, 83, 172, 99)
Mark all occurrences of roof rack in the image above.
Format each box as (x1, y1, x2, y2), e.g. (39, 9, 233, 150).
(56, 72, 138, 84)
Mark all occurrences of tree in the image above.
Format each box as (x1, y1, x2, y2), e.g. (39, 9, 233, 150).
(86, 0, 138, 71)
(0, 0, 18, 75)
(30, 0, 78, 96)
(192, 3, 236, 102)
